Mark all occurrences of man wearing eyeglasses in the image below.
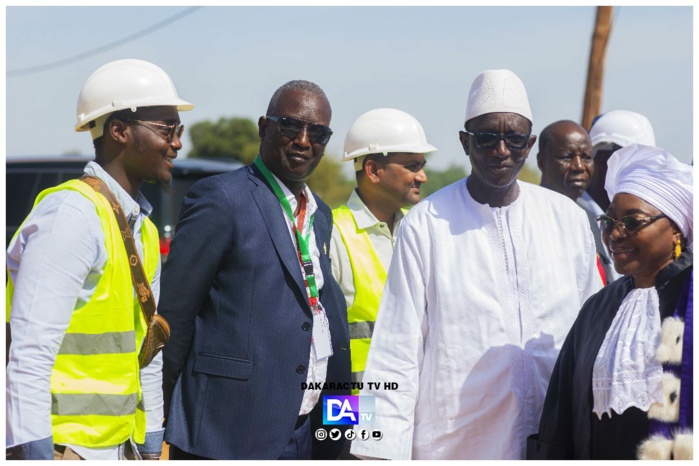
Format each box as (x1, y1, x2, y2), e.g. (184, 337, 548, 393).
(351, 69, 602, 460)
(330, 108, 435, 459)
(6, 59, 192, 460)
(585, 110, 656, 215)
(536, 120, 613, 285)
(159, 80, 350, 460)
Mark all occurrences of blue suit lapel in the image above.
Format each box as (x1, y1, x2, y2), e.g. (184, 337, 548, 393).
(312, 200, 331, 279)
(248, 166, 310, 314)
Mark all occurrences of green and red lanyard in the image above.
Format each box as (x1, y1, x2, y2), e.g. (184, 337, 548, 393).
(254, 157, 320, 310)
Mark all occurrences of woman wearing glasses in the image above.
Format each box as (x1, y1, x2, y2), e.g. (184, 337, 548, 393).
(528, 144, 693, 460)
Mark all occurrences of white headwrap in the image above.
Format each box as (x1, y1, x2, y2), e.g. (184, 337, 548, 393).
(465, 69, 533, 125)
(605, 144, 693, 247)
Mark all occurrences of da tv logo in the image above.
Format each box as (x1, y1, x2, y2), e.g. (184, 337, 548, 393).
(322, 395, 375, 425)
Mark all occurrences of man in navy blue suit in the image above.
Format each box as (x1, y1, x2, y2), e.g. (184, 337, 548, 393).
(160, 80, 351, 460)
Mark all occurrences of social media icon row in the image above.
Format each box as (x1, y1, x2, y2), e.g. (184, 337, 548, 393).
(315, 428, 382, 441)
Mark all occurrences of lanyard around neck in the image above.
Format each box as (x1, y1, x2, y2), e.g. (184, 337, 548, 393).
(254, 156, 319, 305)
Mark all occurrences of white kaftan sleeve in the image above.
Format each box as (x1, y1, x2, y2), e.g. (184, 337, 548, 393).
(350, 215, 428, 460)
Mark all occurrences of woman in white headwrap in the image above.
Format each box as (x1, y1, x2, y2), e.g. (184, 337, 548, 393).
(527, 144, 693, 460)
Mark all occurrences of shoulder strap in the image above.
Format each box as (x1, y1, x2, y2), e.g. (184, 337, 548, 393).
(79, 175, 156, 324)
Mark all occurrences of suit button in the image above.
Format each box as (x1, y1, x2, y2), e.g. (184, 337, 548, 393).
(296, 365, 306, 374)
(302, 322, 311, 331)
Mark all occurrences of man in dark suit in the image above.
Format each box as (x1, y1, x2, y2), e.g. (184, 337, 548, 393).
(160, 80, 351, 460)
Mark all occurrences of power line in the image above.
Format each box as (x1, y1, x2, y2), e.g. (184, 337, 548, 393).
(7, 7, 203, 78)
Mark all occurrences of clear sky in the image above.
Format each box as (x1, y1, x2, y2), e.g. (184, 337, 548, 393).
(4, 3, 694, 178)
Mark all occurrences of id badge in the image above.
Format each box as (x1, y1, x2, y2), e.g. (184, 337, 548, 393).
(312, 302, 333, 360)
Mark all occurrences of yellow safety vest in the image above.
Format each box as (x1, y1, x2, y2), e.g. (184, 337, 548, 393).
(332, 206, 389, 395)
(6, 179, 159, 447)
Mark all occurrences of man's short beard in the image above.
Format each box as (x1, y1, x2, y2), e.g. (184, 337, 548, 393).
(156, 177, 173, 193)
(144, 177, 173, 193)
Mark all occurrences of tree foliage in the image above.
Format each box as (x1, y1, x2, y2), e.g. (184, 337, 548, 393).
(516, 163, 541, 185)
(421, 164, 468, 198)
(187, 117, 260, 164)
(307, 155, 355, 209)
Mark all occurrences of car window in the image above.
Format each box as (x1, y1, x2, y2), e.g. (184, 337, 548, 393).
(7, 172, 63, 235)
(7, 166, 89, 245)
(6, 160, 241, 253)
(138, 177, 199, 233)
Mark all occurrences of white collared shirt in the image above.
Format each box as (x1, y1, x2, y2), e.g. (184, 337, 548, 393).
(6, 162, 164, 460)
(269, 173, 327, 416)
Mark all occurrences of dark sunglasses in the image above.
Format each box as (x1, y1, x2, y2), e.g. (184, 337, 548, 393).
(124, 119, 184, 144)
(596, 213, 667, 235)
(463, 129, 530, 150)
(266, 115, 333, 145)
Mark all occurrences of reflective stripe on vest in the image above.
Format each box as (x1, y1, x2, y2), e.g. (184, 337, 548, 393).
(332, 205, 387, 394)
(6, 179, 159, 447)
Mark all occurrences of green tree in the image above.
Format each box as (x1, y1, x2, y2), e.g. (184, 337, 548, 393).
(187, 117, 259, 164)
(421, 164, 468, 198)
(307, 155, 354, 209)
(517, 163, 541, 185)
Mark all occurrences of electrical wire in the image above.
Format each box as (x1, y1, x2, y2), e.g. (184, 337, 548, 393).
(7, 6, 202, 77)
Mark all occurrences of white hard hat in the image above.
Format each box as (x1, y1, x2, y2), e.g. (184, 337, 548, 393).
(589, 110, 655, 148)
(75, 59, 194, 139)
(342, 108, 437, 170)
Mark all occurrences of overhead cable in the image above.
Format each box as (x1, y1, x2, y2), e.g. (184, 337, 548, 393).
(8, 6, 202, 77)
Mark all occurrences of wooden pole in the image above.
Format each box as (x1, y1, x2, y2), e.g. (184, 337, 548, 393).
(582, 6, 613, 131)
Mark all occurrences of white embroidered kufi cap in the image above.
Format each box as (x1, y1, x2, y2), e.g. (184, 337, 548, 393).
(605, 144, 693, 246)
(464, 69, 533, 125)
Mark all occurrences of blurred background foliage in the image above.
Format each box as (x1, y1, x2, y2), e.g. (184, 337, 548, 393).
(187, 116, 542, 209)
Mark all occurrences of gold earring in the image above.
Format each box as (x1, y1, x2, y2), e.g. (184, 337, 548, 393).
(674, 238, 682, 260)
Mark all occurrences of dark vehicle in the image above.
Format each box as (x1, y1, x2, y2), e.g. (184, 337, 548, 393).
(6, 156, 243, 260)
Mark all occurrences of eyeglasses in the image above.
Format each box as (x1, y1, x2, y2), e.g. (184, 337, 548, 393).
(463, 129, 531, 150)
(124, 119, 184, 144)
(266, 115, 333, 145)
(596, 213, 667, 235)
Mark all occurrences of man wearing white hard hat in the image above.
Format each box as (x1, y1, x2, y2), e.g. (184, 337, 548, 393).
(351, 70, 601, 460)
(331, 107, 433, 391)
(578, 110, 656, 283)
(332, 107, 433, 459)
(6, 59, 193, 460)
(582, 110, 656, 215)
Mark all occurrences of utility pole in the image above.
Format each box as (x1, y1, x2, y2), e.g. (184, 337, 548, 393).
(582, 6, 613, 131)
